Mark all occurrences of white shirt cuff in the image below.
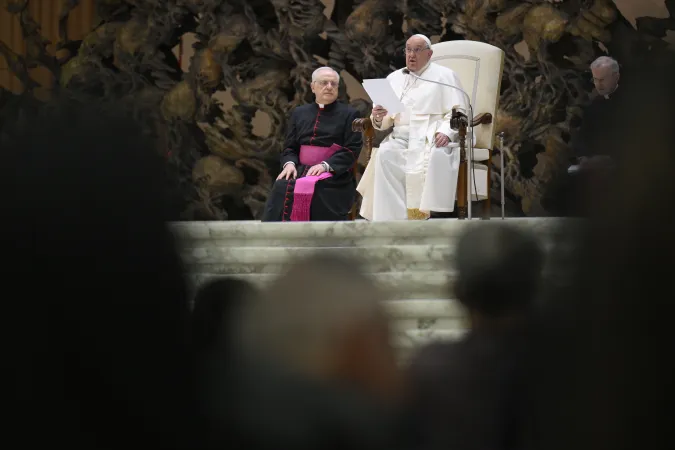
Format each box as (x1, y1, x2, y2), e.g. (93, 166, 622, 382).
(283, 161, 296, 167)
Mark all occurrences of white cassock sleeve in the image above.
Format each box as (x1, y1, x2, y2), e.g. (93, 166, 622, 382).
(370, 113, 394, 131)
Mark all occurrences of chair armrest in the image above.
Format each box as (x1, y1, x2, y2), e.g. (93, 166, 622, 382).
(352, 117, 375, 136)
(353, 117, 376, 165)
(471, 112, 492, 127)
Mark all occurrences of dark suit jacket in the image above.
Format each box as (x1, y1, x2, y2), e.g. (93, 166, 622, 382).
(403, 329, 529, 450)
(571, 87, 624, 159)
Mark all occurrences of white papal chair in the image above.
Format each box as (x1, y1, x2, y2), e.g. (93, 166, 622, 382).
(352, 40, 504, 220)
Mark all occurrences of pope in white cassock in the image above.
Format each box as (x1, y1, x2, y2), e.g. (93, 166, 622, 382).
(357, 34, 472, 221)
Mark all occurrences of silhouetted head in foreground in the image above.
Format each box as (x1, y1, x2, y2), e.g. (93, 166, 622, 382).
(0, 96, 199, 448)
(238, 253, 402, 404)
(454, 223, 544, 331)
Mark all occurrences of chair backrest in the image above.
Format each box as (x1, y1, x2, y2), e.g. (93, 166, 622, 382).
(430, 40, 504, 149)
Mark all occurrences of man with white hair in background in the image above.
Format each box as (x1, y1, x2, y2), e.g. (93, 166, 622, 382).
(571, 56, 622, 171)
(262, 67, 363, 221)
(357, 34, 472, 221)
(544, 55, 623, 216)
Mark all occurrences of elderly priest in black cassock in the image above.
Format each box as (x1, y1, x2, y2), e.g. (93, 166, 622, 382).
(261, 67, 362, 221)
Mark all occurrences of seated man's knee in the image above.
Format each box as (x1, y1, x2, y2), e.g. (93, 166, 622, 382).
(377, 144, 397, 163)
(431, 144, 455, 155)
(271, 178, 291, 191)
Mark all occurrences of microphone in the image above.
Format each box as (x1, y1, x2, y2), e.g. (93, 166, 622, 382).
(402, 68, 477, 219)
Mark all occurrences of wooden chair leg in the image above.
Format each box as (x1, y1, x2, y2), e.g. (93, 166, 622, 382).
(351, 118, 375, 221)
(455, 117, 468, 219)
(457, 159, 467, 219)
(349, 200, 358, 220)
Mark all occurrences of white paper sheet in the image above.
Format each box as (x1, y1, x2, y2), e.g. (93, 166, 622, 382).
(362, 78, 405, 114)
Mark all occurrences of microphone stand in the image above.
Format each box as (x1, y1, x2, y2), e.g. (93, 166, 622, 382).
(499, 132, 505, 220)
(402, 69, 475, 219)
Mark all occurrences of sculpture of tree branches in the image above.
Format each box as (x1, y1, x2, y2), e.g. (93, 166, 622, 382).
(1, 0, 672, 218)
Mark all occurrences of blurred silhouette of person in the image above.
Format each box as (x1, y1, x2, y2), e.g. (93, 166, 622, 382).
(238, 253, 401, 403)
(405, 223, 544, 450)
(190, 277, 259, 431)
(229, 253, 402, 449)
(528, 54, 675, 450)
(191, 277, 259, 357)
(0, 96, 210, 449)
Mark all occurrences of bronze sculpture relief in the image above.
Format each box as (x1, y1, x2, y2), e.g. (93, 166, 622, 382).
(1, 0, 672, 219)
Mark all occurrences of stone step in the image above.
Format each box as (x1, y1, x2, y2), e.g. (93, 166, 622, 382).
(180, 244, 453, 274)
(174, 218, 571, 358)
(390, 317, 465, 332)
(171, 218, 564, 247)
(392, 328, 467, 349)
(187, 260, 445, 274)
(187, 271, 455, 300)
(384, 299, 464, 318)
(385, 301, 467, 348)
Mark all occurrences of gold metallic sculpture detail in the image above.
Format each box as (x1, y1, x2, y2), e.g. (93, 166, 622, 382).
(0, 0, 670, 219)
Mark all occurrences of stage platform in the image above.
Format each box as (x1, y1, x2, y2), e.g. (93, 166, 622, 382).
(171, 218, 571, 360)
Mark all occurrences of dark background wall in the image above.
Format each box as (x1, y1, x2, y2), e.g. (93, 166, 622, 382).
(1, 0, 673, 219)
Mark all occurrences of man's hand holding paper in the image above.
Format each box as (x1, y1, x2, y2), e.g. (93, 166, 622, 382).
(372, 105, 388, 124)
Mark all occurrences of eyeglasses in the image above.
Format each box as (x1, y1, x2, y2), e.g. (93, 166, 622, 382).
(403, 47, 429, 54)
(314, 80, 338, 87)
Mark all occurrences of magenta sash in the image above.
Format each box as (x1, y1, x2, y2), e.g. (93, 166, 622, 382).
(289, 144, 341, 221)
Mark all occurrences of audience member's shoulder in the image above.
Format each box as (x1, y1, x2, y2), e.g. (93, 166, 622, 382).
(409, 340, 461, 371)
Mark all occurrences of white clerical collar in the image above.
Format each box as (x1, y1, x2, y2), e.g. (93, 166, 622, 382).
(603, 84, 618, 99)
(414, 61, 432, 76)
(316, 101, 336, 109)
